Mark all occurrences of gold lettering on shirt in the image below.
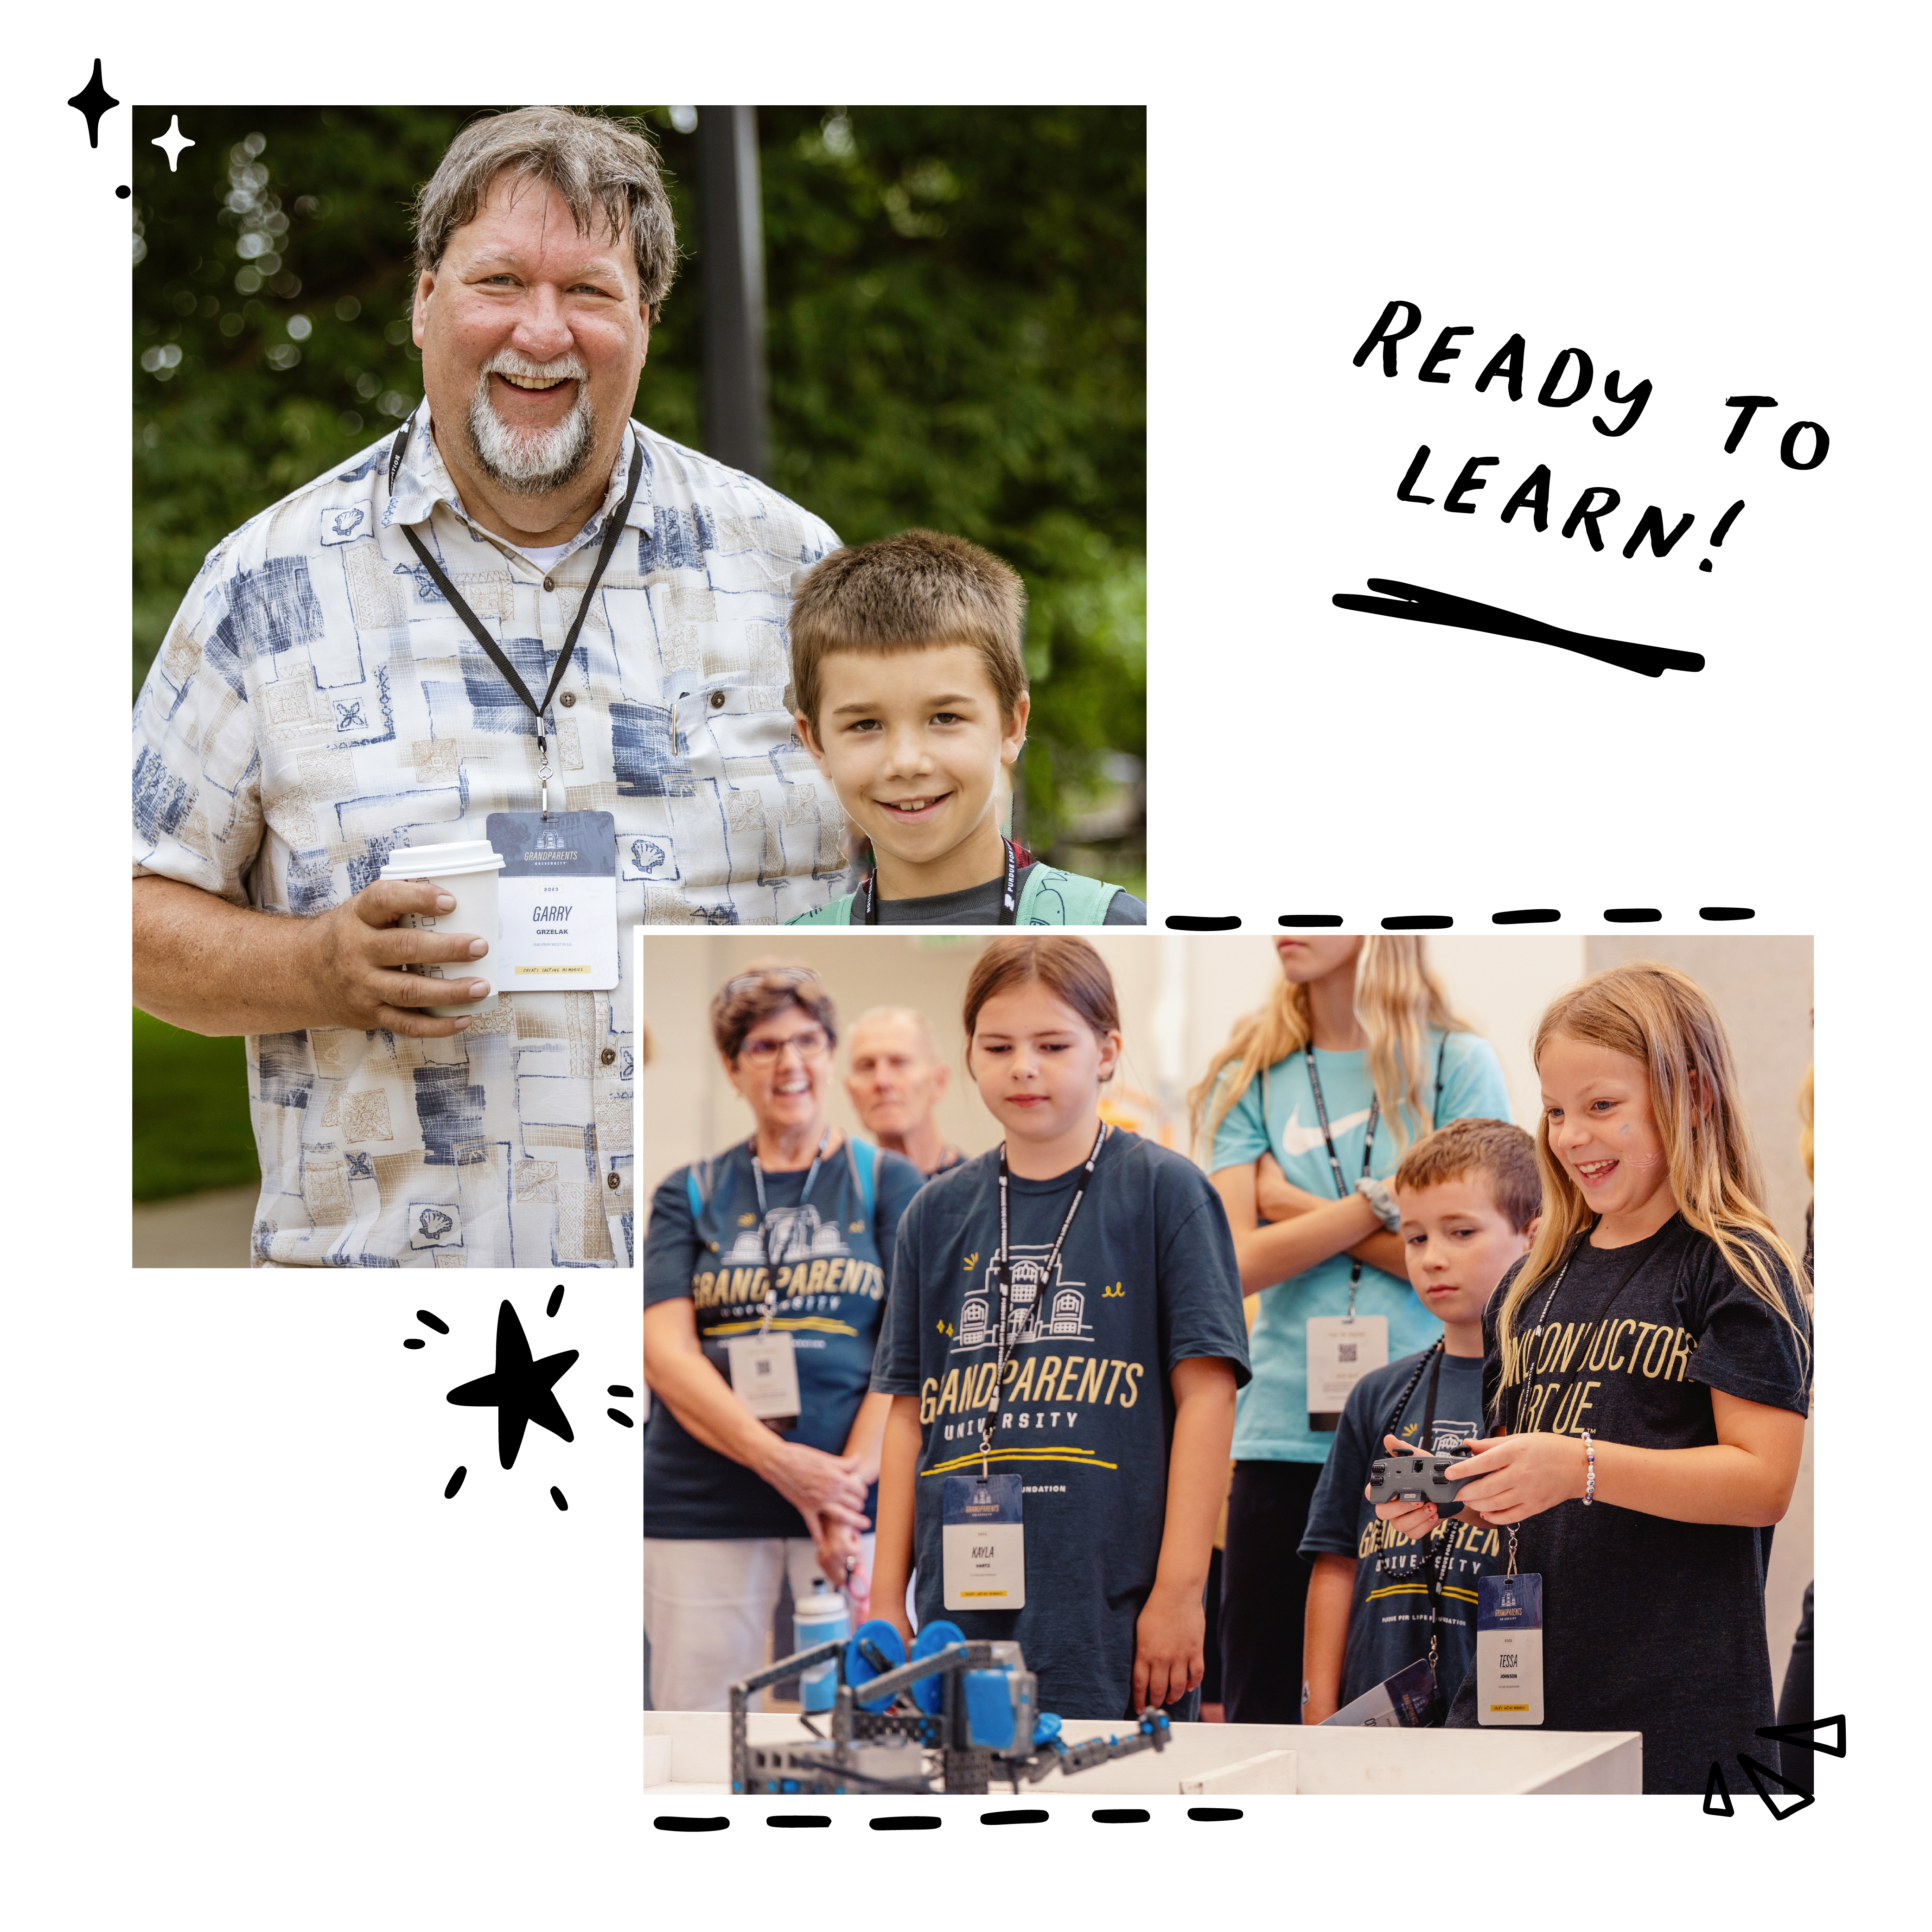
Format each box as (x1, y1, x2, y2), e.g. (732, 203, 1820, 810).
(1598, 1319, 1626, 1371)
(1641, 1324, 1677, 1378)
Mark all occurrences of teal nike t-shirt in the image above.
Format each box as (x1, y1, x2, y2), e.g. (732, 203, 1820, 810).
(1209, 1030, 1512, 1465)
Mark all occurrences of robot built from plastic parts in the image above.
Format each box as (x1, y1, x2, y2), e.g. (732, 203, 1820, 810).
(730, 1619, 1171, 1796)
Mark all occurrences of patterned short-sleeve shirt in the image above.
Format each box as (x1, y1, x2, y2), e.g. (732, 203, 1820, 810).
(133, 409, 848, 1268)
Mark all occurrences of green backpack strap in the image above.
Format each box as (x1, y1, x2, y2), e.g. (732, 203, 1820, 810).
(785, 892, 857, 926)
(1015, 867, 1123, 926)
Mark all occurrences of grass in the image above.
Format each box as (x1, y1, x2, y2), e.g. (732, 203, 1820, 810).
(132, 1009, 259, 1203)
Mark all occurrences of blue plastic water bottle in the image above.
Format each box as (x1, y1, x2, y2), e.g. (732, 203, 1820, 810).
(793, 1581, 850, 1714)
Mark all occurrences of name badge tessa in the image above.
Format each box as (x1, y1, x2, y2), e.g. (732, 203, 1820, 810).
(485, 810, 620, 991)
(941, 1473, 1025, 1612)
(723, 1333, 801, 1428)
(1306, 1314, 1389, 1431)
(1476, 1571, 1545, 1726)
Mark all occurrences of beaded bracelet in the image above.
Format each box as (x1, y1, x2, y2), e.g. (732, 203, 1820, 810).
(1581, 1429, 1596, 1505)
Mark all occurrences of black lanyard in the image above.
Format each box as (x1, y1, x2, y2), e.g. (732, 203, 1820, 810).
(389, 412, 644, 817)
(978, 1122, 1109, 1476)
(1388, 1337, 1452, 1693)
(1304, 1046, 1380, 1309)
(862, 837, 1019, 925)
(750, 1130, 830, 1332)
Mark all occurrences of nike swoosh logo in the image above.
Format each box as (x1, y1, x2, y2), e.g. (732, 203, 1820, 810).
(1275, 1103, 1373, 1160)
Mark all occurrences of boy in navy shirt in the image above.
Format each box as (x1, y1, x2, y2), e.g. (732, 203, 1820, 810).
(1298, 1119, 1540, 1722)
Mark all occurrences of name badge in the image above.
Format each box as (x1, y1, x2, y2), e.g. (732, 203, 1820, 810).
(485, 810, 619, 991)
(724, 1332, 800, 1429)
(941, 1473, 1026, 1611)
(1476, 1572, 1544, 1725)
(1322, 1655, 1438, 1728)
(1306, 1315, 1389, 1431)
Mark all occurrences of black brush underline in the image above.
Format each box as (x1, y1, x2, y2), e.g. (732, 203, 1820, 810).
(1333, 578, 1704, 678)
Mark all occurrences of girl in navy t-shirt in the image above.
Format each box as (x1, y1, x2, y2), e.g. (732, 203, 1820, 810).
(870, 936, 1250, 1720)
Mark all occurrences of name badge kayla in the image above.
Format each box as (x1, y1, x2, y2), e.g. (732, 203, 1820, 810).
(941, 1473, 1025, 1611)
(486, 810, 619, 991)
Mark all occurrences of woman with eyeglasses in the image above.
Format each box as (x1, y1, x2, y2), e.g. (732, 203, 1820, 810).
(642, 962, 927, 1712)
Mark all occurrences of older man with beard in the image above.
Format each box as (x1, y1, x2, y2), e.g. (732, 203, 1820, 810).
(132, 108, 848, 1268)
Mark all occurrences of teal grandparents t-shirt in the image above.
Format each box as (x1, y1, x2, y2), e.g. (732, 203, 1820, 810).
(1209, 1030, 1511, 1465)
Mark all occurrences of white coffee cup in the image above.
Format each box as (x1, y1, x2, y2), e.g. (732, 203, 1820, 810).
(377, 838, 506, 1017)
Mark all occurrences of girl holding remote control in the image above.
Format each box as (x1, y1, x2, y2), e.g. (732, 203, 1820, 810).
(1374, 963, 1811, 1793)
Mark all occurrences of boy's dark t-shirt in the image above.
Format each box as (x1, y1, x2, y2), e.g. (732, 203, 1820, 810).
(871, 1131, 1250, 1719)
(874, 862, 1147, 926)
(1301, 1347, 1502, 1712)
(1443, 1215, 1811, 1794)
(642, 1139, 925, 1538)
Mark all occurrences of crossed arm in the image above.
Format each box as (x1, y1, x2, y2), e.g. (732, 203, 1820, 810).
(1211, 1156, 1406, 1294)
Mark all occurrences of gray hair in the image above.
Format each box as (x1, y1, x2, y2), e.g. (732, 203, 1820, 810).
(413, 106, 679, 319)
(850, 1007, 945, 1064)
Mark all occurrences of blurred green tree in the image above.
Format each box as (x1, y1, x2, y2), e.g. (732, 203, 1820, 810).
(131, 103, 1143, 867)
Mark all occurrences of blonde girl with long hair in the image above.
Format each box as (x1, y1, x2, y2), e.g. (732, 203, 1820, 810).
(1375, 963, 1811, 1794)
(1191, 935, 1511, 1724)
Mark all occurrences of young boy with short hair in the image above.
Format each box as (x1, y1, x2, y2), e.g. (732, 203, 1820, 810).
(1297, 1118, 1541, 1723)
(783, 530, 1146, 926)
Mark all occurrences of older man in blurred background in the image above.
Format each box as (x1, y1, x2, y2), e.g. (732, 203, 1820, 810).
(844, 1007, 965, 1176)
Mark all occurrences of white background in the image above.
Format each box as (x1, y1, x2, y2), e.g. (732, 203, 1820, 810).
(12, 2, 1918, 1924)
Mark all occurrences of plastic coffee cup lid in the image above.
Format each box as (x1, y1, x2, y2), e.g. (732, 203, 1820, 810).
(378, 839, 504, 880)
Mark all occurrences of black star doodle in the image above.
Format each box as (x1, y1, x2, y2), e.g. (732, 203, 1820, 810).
(403, 1288, 635, 1504)
(67, 58, 118, 148)
(446, 1298, 579, 1470)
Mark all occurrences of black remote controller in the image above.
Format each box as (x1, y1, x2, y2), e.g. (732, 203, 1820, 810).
(1367, 1444, 1474, 1511)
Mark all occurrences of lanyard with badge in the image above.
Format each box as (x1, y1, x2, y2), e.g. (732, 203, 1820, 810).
(1314, 1340, 1456, 1728)
(1399, 1342, 1459, 1717)
(720, 1130, 831, 1432)
(1298, 1038, 1448, 1430)
(1301, 1046, 1390, 1429)
(941, 1121, 1109, 1612)
(861, 838, 1018, 925)
(1476, 1227, 1651, 1726)
(389, 413, 636, 990)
